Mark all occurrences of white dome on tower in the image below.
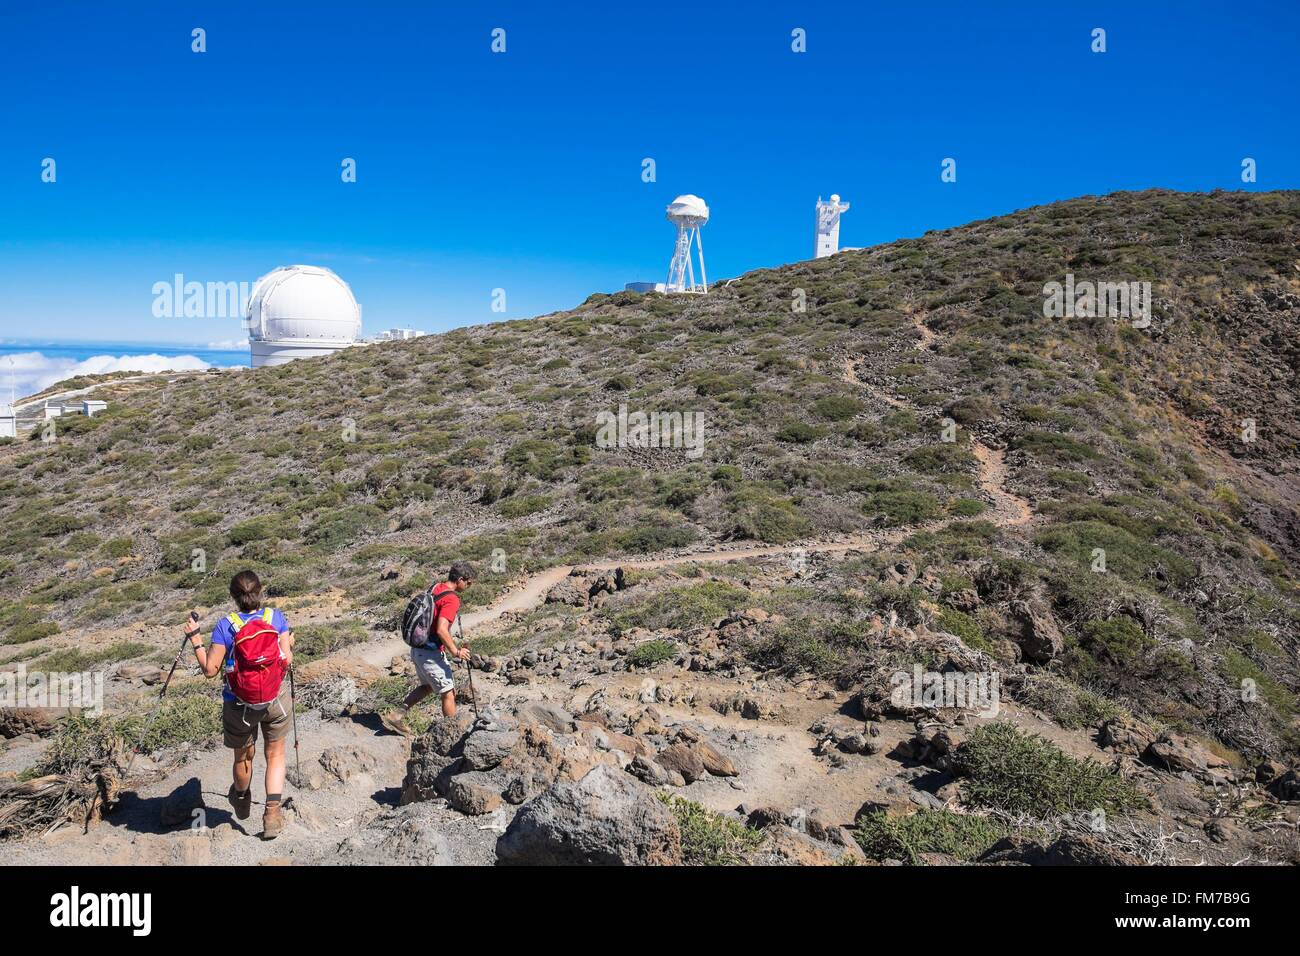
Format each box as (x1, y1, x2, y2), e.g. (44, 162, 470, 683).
(666, 194, 709, 225)
(245, 265, 361, 367)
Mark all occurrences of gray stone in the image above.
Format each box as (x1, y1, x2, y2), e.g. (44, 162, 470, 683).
(656, 742, 707, 783)
(496, 765, 682, 865)
(447, 770, 505, 815)
(626, 754, 670, 786)
(462, 730, 520, 771)
(1009, 600, 1065, 663)
(515, 701, 576, 734)
(319, 745, 377, 784)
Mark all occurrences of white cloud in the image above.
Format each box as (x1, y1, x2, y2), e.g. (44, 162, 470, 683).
(2, 351, 213, 399)
(207, 338, 249, 350)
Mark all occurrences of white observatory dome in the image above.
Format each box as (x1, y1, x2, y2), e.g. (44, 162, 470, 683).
(666, 194, 709, 224)
(245, 265, 361, 367)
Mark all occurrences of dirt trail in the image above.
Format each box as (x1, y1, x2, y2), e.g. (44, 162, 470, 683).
(841, 303, 1035, 531)
(971, 442, 1033, 527)
(356, 531, 916, 670)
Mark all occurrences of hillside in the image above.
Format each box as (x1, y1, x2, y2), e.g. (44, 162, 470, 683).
(2, 189, 1298, 864)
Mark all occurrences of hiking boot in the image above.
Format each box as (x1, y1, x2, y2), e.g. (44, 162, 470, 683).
(227, 784, 252, 821)
(380, 708, 415, 738)
(262, 801, 284, 840)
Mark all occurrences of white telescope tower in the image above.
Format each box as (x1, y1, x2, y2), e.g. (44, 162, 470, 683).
(814, 194, 850, 259)
(665, 194, 709, 294)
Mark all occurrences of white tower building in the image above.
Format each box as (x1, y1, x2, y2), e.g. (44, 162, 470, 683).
(245, 265, 361, 368)
(665, 195, 709, 294)
(0, 359, 15, 439)
(814, 194, 850, 259)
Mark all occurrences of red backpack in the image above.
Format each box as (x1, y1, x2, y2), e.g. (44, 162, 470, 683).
(225, 609, 287, 706)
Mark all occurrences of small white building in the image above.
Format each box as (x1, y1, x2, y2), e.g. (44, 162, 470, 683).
(43, 402, 64, 420)
(624, 282, 667, 294)
(369, 328, 426, 343)
(0, 405, 15, 439)
(83, 400, 107, 417)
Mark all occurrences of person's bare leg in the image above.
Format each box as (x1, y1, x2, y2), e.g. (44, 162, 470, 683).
(264, 738, 286, 798)
(403, 685, 433, 709)
(441, 689, 457, 718)
(261, 736, 287, 838)
(233, 744, 255, 793)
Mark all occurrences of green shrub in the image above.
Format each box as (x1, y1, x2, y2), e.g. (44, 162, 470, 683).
(227, 516, 291, 547)
(292, 620, 370, 665)
(1036, 520, 1197, 588)
(609, 581, 748, 635)
(499, 494, 551, 518)
(659, 794, 763, 865)
(938, 607, 994, 654)
(41, 640, 150, 672)
(1017, 672, 1127, 730)
(41, 689, 221, 771)
(902, 444, 976, 475)
(954, 722, 1146, 816)
(1081, 617, 1150, 664)
(862, 489, 941, 525)
(726, 486, 812, 543)
(854, 809, 1010, 863)
(305, 506, 382, 549)
(813, 395, 864, 421)
(5, 619, 59, 644)
(627, 639, 677, 668)
(776, 421, 824, 444)
(1010, 431, 1098, 463)
(744, 621, 847, 677)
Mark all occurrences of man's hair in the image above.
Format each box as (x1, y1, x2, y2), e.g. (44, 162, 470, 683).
(229, 570, 264, 613)
(447, 561, 477, 585)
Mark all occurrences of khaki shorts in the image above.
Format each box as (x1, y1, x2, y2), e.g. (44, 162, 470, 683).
(412, 644, 456, 696)
(222, 683, 292, 749)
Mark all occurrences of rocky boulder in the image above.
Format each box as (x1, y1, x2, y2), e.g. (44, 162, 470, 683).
(1145, 731, 1232, 779)
(1009, 600, 1065, 663)
(496, 765, 682, 865)
(400, 714, 473, 804)
(319, 745, 378, 784)
(0, 708, 59, 738)
(1098, 715, 1159, 756)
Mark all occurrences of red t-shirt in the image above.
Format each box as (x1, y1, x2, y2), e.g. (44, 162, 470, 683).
(430, 582, 460, 622)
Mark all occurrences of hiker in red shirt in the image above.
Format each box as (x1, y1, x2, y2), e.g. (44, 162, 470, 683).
(382, 561, 475, 736)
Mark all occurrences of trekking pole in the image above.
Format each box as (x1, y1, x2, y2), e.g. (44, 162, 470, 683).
(456, 614, 480, 721)
(287, 665, 302, 789)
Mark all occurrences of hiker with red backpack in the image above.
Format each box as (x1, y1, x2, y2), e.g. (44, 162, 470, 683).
(185, 570, 295, 839)
(381, 561, 476, 737)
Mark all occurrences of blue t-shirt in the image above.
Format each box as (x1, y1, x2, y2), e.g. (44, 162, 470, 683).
(211, 608, 289, 703)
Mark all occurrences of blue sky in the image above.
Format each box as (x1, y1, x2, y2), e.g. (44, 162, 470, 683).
(0, 1, 1296, 346)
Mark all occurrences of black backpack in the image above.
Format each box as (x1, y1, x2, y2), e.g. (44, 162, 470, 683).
(401, 586, 456, 648)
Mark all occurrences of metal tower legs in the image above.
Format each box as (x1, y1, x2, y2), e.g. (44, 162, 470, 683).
(666, 226, 707, 293)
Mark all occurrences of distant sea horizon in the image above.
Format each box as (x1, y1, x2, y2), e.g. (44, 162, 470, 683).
(0, 339, 249, 400)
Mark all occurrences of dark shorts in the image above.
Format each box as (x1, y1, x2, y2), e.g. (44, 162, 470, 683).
(222, 683, 291, 749)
